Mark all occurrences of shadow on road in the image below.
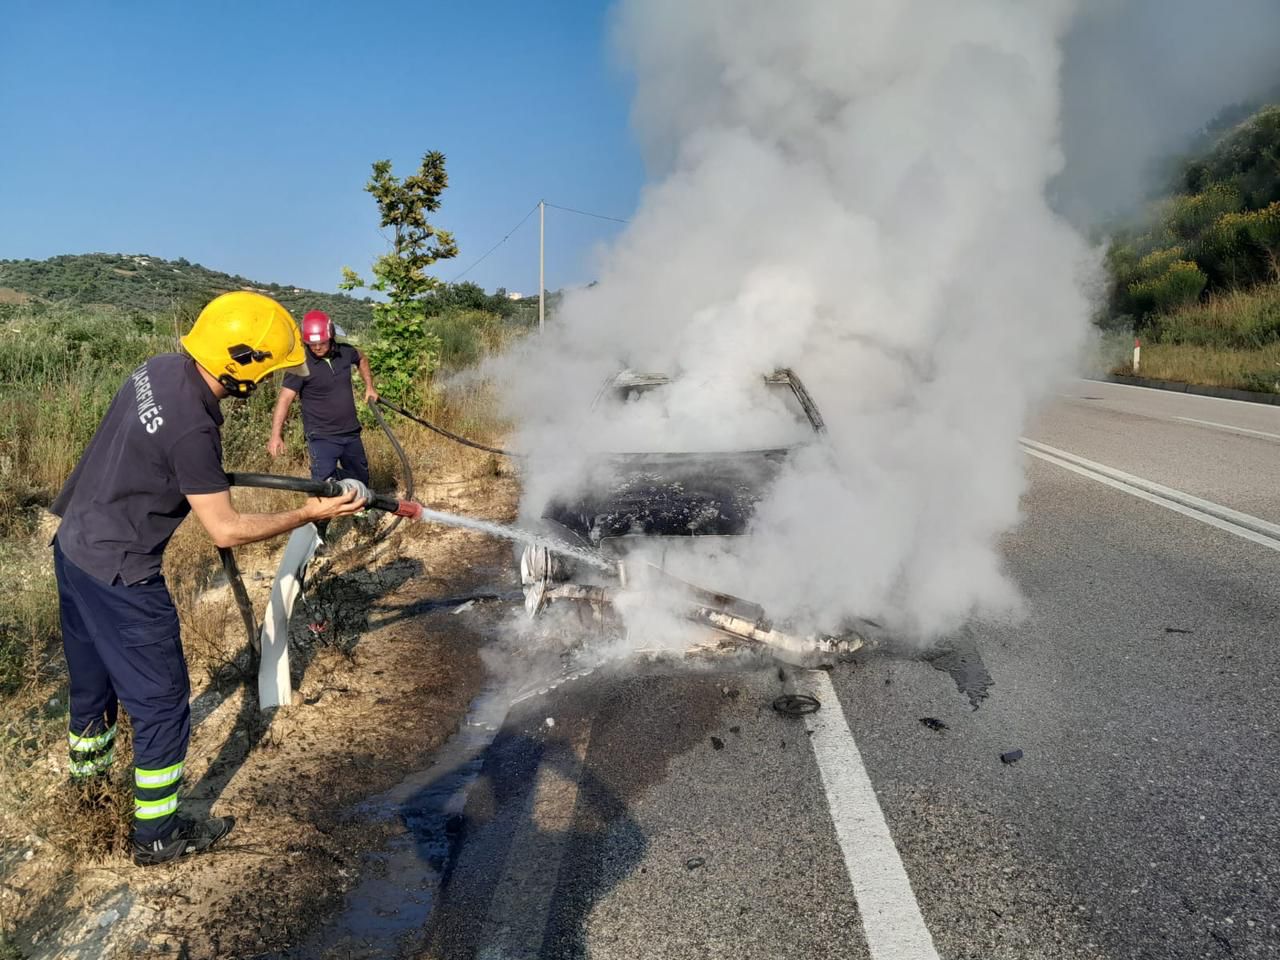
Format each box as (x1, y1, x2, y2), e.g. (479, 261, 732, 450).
(417, 722, 647, 960)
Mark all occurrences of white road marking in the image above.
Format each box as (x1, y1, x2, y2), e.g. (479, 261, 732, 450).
(800, 670, 941, 960)
(1174, 416, 1280, 442)
(1020, 439, 1280, 553)
(1085, 377, 1280, 410)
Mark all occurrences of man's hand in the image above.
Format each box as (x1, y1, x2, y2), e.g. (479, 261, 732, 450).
(270, 387, 299, 458)
(189, 486, 365, 549)
(357, 354, 378, 405)
(305, 488, 366, 522)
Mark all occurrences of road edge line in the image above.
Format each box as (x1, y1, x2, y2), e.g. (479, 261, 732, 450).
(801, 670, 941, 960)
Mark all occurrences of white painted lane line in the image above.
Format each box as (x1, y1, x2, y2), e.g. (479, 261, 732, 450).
(1174, 416, 1280, 442)
(1084, 377, 1280, 411)
(1021, 443, 1280, 554)
(800, 670, 941, 960)
(1021, 437, 1280, 540)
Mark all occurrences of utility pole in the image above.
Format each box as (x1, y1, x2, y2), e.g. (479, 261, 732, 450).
(538, 199, 545, 333)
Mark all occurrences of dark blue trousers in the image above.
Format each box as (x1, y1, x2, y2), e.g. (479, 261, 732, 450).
(307, 432, 370, 485)
(54, 539, 190, 845)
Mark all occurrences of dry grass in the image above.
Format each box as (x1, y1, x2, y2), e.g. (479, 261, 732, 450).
(1115, 341, 1280, 392)
(1115, 282, 1280, 392)
(0, 542, 135, 864)
(382, 376, 511, 480)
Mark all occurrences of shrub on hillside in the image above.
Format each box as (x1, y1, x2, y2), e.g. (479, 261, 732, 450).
(1127, 259, 1207, 322)
(1163, 184, 1243, 241)
(1152, 284, 1280, 349)
(1184, 105, 1280, 208)
(430, 308, 501, 371)
(1102, 102, 1280, 328)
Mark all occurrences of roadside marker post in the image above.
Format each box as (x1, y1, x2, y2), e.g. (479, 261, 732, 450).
(1133, 337, 1141, 374)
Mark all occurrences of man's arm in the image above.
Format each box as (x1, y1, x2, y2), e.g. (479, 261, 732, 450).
(187, 488, 364, 549)
(357, 354, 378, 403)
(267, 386, 299, 456)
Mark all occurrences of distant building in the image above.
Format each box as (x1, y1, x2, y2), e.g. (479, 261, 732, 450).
(507, 291, 524, 300)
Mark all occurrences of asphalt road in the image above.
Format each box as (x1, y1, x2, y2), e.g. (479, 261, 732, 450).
(388, 380, 1280, 960)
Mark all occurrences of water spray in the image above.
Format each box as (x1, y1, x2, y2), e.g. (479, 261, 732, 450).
(225, 473, 613, 572)
(224, 473, 860, 658)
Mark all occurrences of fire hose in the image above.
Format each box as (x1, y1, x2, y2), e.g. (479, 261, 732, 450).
(366, 398, 416, 541)
(375, 397, 522, 459)
(218, 475, 423, 652)
(226, 473, 422, 518)
(219, 397, 417, 652)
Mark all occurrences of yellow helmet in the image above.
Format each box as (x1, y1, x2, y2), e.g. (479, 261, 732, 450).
(181, 292, 309, 397)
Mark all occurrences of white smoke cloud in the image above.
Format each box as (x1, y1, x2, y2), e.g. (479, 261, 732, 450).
(1056, 0, 1280, 226)
(494, 0, 1098, 642)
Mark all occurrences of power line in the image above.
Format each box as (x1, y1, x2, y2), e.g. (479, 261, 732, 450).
(449, 202, 540, 281)
(543, 201, 630, 225)
(447, 198, 630, 286)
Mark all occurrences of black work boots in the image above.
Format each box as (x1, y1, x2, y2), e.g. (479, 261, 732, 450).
(131, 815, 235, 867)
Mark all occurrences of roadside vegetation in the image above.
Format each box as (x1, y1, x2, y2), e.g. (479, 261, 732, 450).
(0, 252, 377, 333)
(1101, 103, 1280, 391)
(0, 146, 550, 953)
(0, 289, 530, 946)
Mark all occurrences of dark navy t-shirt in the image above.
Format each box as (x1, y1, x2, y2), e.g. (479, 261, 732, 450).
(52, 354, 229, 585)
(282, 342, 362, 439)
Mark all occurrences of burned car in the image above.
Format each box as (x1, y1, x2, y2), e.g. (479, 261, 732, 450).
(518, 369, 859, 654)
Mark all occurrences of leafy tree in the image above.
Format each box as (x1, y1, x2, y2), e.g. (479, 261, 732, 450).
(340, 152, 459, 403)
(420, 280, 522, 320)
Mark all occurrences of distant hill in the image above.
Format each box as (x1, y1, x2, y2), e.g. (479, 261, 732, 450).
(0, 252, 374, 330)
(1103, 102, 1280, 328)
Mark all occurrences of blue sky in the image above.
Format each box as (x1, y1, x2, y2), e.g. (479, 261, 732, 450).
(0, 0, 643, 296)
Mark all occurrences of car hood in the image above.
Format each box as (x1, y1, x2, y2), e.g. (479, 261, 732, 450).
(543, 449, 791, 542)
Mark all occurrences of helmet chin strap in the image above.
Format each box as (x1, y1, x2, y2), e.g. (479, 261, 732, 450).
(217, 374, 258, 398)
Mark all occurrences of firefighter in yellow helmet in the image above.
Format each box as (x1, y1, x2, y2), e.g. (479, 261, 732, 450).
(50, 292, 365, 866)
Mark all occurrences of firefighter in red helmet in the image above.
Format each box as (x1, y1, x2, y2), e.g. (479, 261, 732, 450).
(268, 310, 379, 546)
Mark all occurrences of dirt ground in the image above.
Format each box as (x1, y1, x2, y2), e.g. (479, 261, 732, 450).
(0, 469, 521, 959)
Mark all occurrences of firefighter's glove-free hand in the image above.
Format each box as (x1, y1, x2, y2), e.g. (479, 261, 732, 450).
(338, 478, 373, 508)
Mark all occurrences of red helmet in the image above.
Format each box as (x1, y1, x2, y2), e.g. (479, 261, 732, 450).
(301, 310, 333, 345)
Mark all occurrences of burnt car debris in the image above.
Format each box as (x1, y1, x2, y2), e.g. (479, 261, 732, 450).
(518, 369, 864, 656)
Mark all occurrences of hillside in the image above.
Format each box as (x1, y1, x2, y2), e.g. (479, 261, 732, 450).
(0, 252, 374, 330)
(1100, 102, 1280, 392)
(1103, 104, 1280, 330)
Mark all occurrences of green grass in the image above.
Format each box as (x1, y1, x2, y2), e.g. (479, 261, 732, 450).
(1150, 283, 1280, 349)
(1111, 282, 1280, 392)
(0, 304, 174, 536)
